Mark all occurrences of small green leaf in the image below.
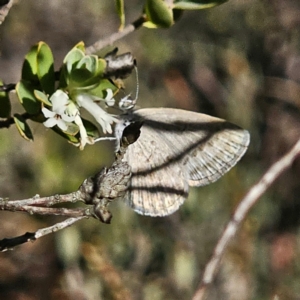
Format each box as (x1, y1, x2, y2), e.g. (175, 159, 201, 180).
(59, 47, 85, 88)
(52, 126, 80, 143)
(64, 48, 85, 74)
(76, 55, 98, 74)
(14, 114, 34, 141)
(173, 0, 227, 9)
(73, 41, 86, 52)
(95, 58, 107, 77)
(82, 118, 100, 138)
(69, 68, 94, 86)
(58, 65, 69, 89)
(63, 123, 79, 136)
(115, 0, 125, 30)
(70, 58, 106, 91)
(21, 44, 39, 82)
(37, 42, 55, 95)
(34, 89, 52, 106)
(76, 55, 92, 70)
(16, 80, 41, 114)
(90, 79, 117, 98)
(0, 80, 11, 118)
(145, 0, 174, 28)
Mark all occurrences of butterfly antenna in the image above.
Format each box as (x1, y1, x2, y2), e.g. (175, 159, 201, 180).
(119, 64, 139, 111)
(134, 64, 139, 102)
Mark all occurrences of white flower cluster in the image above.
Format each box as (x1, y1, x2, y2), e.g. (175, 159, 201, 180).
(42, 89, 117, 150)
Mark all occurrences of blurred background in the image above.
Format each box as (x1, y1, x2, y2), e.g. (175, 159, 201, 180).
(1, 0, 300, 299)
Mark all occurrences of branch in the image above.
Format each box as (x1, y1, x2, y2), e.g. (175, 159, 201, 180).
(0, 112, 31, 129)
(8, 205, 91, 217)
(0, 216, 86, 251)
(3, 191, 83, 207)
(0, 83, 16, 92)
(0, 192, 92, 217)
(0, 121, 142, 250)
(192, 138, 300, 300)
(85, 15, 146, 54)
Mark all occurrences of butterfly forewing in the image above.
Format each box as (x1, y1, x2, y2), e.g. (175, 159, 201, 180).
(186, 126, 250, 186)
(121, 108, 250, 216)
(124, 128, 188, 216)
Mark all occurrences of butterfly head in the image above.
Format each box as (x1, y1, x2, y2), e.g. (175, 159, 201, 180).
(115, 114, 143, 153)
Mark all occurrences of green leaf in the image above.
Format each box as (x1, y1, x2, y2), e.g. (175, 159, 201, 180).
(173, 0, 227, 9)
(69, 68, 94, 85)
(64, 48, 85, 74)
(14, 114, 34, 141)
(53, 119, 99, 144)
(144, 0, 174, 28)
(95, 58, 107, 77)
(70, 57, 106, 91)
(90, 79, 117, 98)
(62, 122, 80, 136)
(0, 80, 11, 118)
(21, 44, 39, 82)
(82, 118, 100, 138)
(52, 125, 80, 143)
(61, 49, 86, 89)
(36, 42, 55, 95)
(115, 0, 125, 30)
(58, 65, 69, 89)
(73, 41, 86, 52)
(16, 80, 41, 114)
(76, 55, 98, 74)
(34, 89, 52, 106)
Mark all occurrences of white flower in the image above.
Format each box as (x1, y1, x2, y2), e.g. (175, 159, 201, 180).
(76, 93, 118, 134)
(42, 90, 76, 131)
(42, 90, 98, 150)
(73, 115, 94, 150)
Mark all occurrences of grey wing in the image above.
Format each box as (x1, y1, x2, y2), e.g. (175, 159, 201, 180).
(133, 108, 250, 187)
(185, 127, 249, 186)
(123, 125, 189, 217)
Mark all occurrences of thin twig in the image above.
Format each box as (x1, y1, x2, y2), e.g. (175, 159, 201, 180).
(0, 216, 86, 251)
(0, 118, 13, 128)
(16, 206, 91, 217)
(0, 192, 91, 217)
(3, 191, 83, 207)
(192, 138, 300, 300)
(85, 15, 146, 54)
(0, 83, 16, 92)
(0, 112, 31, 129)
(34, 216, 86, 238)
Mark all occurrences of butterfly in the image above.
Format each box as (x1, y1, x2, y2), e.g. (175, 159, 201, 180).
(115, 108, 250, 217)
